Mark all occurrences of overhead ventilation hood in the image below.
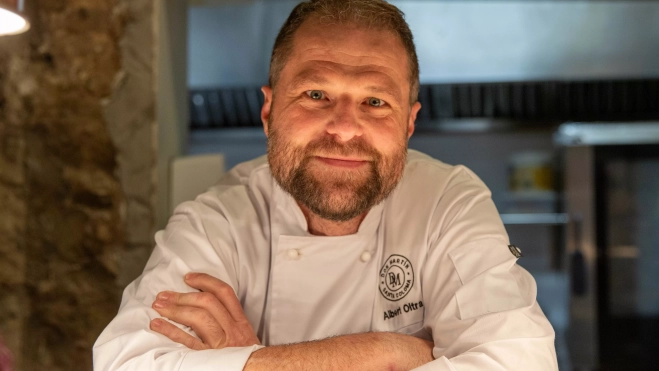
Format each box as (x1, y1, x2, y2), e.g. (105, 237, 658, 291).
(188, 1, 659, 88)
(187, 1, 659, 129)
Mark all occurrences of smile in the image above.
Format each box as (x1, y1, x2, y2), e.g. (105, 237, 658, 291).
(314, 156, 369, 169)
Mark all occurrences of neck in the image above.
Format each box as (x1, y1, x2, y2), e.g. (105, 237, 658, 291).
(298, 203, 368, 236)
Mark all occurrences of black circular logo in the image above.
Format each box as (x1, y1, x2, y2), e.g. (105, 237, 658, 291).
(379, 254, 414, 301)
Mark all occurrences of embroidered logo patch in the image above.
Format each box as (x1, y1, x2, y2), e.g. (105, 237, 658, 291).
(379, 254, 414, 301)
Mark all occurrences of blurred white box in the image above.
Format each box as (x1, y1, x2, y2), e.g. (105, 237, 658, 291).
(170, 153, 225, 215)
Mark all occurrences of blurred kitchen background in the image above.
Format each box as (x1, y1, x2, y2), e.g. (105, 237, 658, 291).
(0, 0, 657, 370)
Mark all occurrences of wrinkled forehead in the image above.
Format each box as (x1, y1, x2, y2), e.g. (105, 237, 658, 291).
(278, 24, 407, 102)
(289, 21, 409, 74)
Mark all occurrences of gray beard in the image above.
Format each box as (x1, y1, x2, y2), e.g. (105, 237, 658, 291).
(268, 130, 407, 222)
(286, 156, 384, 221)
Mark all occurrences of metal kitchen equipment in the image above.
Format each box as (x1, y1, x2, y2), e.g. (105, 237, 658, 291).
(556, 122, 659, 371)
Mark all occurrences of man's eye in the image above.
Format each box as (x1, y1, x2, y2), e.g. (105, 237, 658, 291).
(368, 97, 385, 107)
(307, 90, 325, 100)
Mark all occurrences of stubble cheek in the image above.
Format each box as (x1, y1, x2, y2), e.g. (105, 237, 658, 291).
(378, 140, 408, 191)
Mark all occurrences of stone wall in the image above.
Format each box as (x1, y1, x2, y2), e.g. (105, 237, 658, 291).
(0, 0, 156, 370)
(0, 33, 29, 369)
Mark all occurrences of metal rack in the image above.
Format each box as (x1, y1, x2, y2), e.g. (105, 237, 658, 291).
(189, 78, 659, 129)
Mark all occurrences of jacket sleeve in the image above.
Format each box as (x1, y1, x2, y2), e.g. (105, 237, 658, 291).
(93, 200, 264, 371)
(413, 166, 558, 370)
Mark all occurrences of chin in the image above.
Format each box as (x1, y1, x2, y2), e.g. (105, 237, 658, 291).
(310, 188, 374, 219)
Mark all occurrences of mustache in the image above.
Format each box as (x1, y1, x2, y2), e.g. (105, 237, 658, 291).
(304, 135, 380, 160)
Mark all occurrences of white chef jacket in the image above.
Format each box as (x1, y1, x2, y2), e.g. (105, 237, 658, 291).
(93, 150, 558, 370)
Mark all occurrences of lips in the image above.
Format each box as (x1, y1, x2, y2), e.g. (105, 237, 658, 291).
(314, 156, 369, 168)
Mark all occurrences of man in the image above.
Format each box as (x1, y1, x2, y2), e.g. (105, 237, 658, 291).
(94, 0, 558, 370)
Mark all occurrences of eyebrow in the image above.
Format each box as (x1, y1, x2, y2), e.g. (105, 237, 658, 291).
(289, 71, 331, 91)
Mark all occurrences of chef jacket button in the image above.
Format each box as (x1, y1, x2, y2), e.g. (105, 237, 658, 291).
(287, 249, 301, 260)
(360, 251, 371, 262)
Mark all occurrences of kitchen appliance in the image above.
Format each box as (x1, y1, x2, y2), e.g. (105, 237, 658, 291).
(556, 123, 659, 371)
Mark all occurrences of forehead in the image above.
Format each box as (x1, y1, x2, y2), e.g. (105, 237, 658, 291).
(279, 20, 411, 93)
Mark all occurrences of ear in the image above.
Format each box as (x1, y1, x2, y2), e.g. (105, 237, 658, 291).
(261, 86, 273, 137)
(407, 101, 421, 138)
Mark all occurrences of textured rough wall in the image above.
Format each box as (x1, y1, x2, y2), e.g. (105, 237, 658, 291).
(105, 0, 157, 290)
(0, 0, 156, 370)
(0, 35, 29, 370)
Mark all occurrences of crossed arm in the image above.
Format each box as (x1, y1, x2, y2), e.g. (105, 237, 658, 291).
(150, 273, 434, 371)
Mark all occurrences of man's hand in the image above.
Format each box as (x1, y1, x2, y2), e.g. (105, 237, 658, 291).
(150, 273, 260, 350)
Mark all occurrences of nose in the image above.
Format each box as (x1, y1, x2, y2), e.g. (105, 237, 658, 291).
(325, 97, 363, 142)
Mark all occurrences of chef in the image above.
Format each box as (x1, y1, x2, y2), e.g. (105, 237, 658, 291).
(93, 0, 559, 370)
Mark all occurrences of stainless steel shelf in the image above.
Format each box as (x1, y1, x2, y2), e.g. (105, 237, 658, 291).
(500, 213, 569, 225)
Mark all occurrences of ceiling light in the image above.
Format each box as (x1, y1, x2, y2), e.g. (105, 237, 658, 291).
(0, 0, 30, 36)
